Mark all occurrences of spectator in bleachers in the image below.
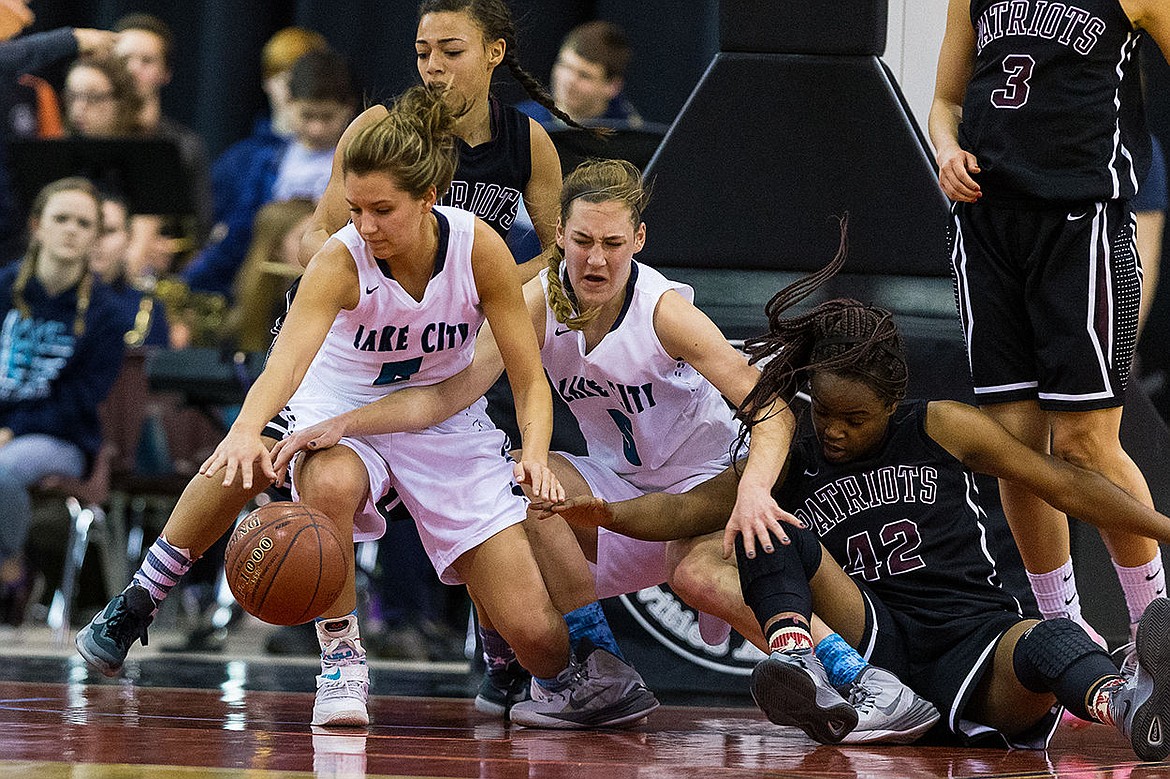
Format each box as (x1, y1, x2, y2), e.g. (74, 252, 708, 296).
(62, 54, 142, 138)
(113, 13, 213, 263)
(90, 194, 169, 348)
(212, 27, 329, 227)
(0, 6, 117, 261)
(516, 21, 642, 129)
(183, 50, 356, 299)
(0, 177, 127, 625)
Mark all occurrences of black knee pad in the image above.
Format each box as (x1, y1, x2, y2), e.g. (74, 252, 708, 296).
(1012, 618, 1109, 693)
(736, 526, 822, 631)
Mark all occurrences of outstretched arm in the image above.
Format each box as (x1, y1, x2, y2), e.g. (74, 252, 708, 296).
(270, 325, 506, 476)
(926, 400, 1170, 542)
(550, 464, 742, 541)
(472, 219, 561, 501)
(202, 241, 355, 489)
(929, 0, 982, 203)
(655, 290, 800, 558)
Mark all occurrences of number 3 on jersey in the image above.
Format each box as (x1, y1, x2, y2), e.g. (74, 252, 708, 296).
(991, 54, 1034, 109)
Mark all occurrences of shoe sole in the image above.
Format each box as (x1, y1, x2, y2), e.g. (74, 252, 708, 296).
(751, 657, 858, 744)
(312, 710, 370, 728)
(1130, 598, 1170, 762)
(75, 628, 121, 678)
(839, 704, 940, 745)
(509, 689, 659, 730)
(474, 695, 506, 717)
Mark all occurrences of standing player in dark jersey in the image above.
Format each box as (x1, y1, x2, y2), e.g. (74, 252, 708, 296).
(929, 0, 1170, 646)
(300, 0, 580, 273)
(549, 274, 1170, 758)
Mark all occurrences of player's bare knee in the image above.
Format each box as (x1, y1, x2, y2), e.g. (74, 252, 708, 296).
(1050, 428, 1121, 473)
(494, 606, 564, 662)
(666, 543, 707, 604)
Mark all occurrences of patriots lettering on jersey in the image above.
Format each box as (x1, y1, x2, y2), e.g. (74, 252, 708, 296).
(352, 321, 471, 353)
(440, 181, 522, 232)
(975, 1, 1106, 56)
(795, 465, 938, 536)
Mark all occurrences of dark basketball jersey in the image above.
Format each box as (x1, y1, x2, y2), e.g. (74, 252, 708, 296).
(959, 0, 1150, 202)
(775, 400, 1022, 628)
(437, 95, 532, 240)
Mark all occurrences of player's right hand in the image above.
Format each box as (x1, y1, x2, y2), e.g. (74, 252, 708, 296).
(200, 429, 275, 490)
(937, 148, 982, 202)
(537, 494, 613, 527)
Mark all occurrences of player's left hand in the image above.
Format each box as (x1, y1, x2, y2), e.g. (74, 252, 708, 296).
(270, 416, 348, 482)
(514, 460, 564, 506)
(722, 483, 804, 559)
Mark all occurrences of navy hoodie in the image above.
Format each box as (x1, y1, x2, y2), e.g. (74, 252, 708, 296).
(0, 263, 126, 463)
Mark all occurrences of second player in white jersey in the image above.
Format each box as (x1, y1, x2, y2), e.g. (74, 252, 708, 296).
(539, 261, 741, 492)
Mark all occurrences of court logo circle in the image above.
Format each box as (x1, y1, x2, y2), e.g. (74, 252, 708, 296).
(617, 585, 765, 676)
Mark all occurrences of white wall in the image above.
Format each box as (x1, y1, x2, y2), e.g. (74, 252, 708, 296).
(883, 0, 949, 143)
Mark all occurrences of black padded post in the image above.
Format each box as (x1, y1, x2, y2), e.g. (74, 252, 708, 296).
(720, 0, 887, 55)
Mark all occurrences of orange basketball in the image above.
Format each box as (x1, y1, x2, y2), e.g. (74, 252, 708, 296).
(224, 501, 348, 625)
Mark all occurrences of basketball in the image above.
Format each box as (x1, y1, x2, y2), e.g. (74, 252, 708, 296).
(224, 501, 348, 626)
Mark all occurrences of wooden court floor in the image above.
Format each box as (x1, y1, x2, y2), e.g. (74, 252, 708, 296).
(0, 644, 1163, 779)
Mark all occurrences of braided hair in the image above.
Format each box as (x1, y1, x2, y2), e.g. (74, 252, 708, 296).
(15, 177, 102, 337)
(543, 158, 649, 330)
(417, 0, 591, 131)
(736, 216, 909, 447)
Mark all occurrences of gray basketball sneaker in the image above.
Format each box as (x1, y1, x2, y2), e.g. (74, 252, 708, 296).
(76, 585, 155, 677)
(1108, 597, 1170, 762)
(509, 645, 659, 729)
(475, 661, 531, 716)
(751, 649, 858, 744)
(839, 665, 940, 744)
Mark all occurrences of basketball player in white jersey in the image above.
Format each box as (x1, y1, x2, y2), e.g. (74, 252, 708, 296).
(77, 86, 658, 732)
(271, 160, 940, 742)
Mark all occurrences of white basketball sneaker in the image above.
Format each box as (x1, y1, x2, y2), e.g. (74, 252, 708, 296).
(312, 615, 370, 727)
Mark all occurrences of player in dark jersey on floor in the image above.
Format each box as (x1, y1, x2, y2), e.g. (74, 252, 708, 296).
(929, 0, 1170, 648)
(548, 258, 1170, 758)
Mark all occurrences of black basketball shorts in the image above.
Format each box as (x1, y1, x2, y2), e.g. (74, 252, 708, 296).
(855, 586, 1060, 749)
(948, 200, 1141, 411)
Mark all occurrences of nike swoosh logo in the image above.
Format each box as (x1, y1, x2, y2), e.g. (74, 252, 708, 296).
(554, 327, 572, 336)
(1062, 572, 1074, 582)
(365, 285, 380, 294)
(1064, 594, 1077, 606)
(570, 686, 610, 708)
(1067, 212, 1087, 221)
(803, 467, 819, 477)
(1146, 568, 1162, 582)
(322, 668, 342, 680)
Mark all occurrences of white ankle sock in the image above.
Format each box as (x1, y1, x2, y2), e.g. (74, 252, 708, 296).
(1113, 556, 1166, 625)
(1027, 558, 1082, 622)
